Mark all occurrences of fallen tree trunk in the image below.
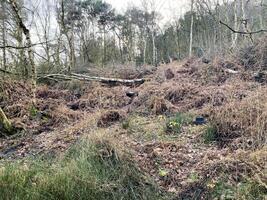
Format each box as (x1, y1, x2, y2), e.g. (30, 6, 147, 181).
(38, 73, 145, 87)
(223, 68, 239, 74)
(0, 107, 13, 136)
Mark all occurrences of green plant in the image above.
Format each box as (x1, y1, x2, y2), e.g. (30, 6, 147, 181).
(0, 135, 164, 200)
(236, 181, 267, 199)
(188, 172, 199, 183)
(122, 119, 130, 129)
(203, 125, 217, 144)
(29, 105, 39, 117)
(159, 169, 168, 177)
(165, 113, 193, 134)
(208, 178, 267, 200)
(210, 180, 235, 199)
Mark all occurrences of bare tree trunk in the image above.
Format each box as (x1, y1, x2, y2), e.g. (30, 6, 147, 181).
(189, 0, 194, 57)
(0, 107, 13, 135)
(241, 0, 253, 42)
(241, 0, 247, 31)
(67, 33, 75, 72)
(259, 0, 265, 29)
(152, 30, 156, 66)
(40, 73, 145, 87)
(59, 0, 75, 73)
(1, 0, 7, 74)
(143, 34, 146, 65)
(102, 25, 106, 67)
(8, 0, 36, 104)
(69, 1, 76, 72)
(232, 0, 239, 48)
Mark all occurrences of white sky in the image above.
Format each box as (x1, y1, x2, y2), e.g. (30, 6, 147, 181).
(106, 0, 190, 24)
(30, 0, 191, 51)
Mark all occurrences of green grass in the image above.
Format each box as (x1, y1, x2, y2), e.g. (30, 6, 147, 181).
(209, 177, 267, 200)
(29, 105, 39, 117)
(165, 113, 193, 134)
(203, 124, 217, 144)
(0, 135, 164, 200)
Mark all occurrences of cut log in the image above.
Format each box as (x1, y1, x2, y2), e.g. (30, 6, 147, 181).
(0, 107, 13, 135)
(224, 69, 239, 74)
(38, 73, 145, 87)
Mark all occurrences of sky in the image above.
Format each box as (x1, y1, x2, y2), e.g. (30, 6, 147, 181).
(29, 0, 191, 49)
(106, 0, 190, 24)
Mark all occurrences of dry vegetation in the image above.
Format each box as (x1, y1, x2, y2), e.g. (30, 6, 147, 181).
(0, 37, 267, 199)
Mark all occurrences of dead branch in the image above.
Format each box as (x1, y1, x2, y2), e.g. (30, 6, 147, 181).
(0, 40, 56, 49)
(0, 68, 13, 74)
(220, 21, 267, 35)
(38, 73, 145, 87)
(223, 68, 239, 74)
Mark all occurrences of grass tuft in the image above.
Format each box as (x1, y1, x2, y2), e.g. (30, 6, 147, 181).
(0, 133, 163, 200)
(203, 124, 217, 144)
(165, 113, 193, 134)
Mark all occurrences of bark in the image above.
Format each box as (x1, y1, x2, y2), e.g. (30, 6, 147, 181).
(152, 30, 156, 67)
(232, 0, 239, 48)
(60, 0, 75, 73)
(0, 108, 13, 135)
(189, 0, 194, 57)
(39, 73, 145, 87)
(8, 0, 37, 103)
(1, 0, 7, 74)
(143, 34, 147, 65)
(102, 25, 106, 67)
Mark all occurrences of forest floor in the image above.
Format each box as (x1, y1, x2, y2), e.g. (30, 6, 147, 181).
(0, 39, 267, 199)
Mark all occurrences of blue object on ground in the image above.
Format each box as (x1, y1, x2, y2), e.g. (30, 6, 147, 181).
(194, 116, 206, 125)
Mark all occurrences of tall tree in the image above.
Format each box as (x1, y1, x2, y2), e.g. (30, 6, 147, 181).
(0, 0, 7, 74)
(189, 0, 194, 57)
(7, 0, 37, 103)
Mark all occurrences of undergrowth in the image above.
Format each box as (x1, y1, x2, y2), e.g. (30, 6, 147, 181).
(165, 113, 193, 134)
(203, 124, 217, 144)
(206, 173, 267, 200)
(0, 134, 164, 200)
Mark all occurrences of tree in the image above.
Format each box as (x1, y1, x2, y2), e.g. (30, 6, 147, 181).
(189, 0, 194, 57)
(7, 0, 37, 103)
(0, 0, 7, 74)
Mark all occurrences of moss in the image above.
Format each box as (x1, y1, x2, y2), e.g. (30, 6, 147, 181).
(0, 108, 14, 136)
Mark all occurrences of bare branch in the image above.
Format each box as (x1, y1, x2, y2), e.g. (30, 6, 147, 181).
(0, 40, 56, 49)
(220, 20, 267, 34)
